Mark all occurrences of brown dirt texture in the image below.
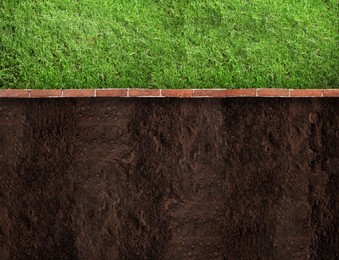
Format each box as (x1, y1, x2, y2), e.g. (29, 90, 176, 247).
(0, 98, 338, 259)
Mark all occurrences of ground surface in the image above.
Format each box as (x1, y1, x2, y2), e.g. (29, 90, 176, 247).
(1, 0, 338, 89)
(0, 97, 338, 259)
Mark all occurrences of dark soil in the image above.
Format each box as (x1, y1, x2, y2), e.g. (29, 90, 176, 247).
(0, 98, 338, 259)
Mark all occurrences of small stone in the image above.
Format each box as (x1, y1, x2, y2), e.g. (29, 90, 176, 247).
(308, 112, 319, 123)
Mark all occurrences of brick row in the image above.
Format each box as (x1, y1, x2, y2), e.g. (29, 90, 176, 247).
(0, 89, 338, 98)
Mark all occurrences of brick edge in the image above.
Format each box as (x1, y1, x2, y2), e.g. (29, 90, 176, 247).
(0, 89, 338, 98)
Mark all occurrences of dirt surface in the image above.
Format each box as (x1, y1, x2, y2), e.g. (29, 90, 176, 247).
(0, 98, 338, 259)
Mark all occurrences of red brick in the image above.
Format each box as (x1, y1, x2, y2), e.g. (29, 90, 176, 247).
(63, 89, 95, 97)
(290, 89, 323, 97)
(129, 89, 161, 97)
(0, 89, 29, 98)
(257, 88, 289, 97)
(192, 89, 256, 97)
(323, 89, 339, 97)
(30, 89, 62, 98)
(193, 89, 227, 97)
(96, 89, 128, 97)
(225, 89, 256, 97)
(161, 89, 193, 97)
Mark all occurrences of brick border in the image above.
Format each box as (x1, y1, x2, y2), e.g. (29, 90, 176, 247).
(0, 88, 338, 98)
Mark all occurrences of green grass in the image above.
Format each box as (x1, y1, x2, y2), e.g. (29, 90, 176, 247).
(1, 0, 338, 89)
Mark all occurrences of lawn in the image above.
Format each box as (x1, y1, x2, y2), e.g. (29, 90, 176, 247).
(1, 0, 338, 89)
